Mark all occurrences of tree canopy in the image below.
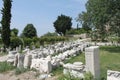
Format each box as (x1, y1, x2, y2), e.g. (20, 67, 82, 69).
(77, 0, 120, 41)
(1, 0, 12, 48)
(11, 28, 19, 37)
(22, 24, 37, 38)
(53, 14, 72, 36)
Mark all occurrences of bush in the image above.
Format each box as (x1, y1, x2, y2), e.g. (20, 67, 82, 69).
(23, 38, 33, 47)
(39, 36, 68, 45)
(42, 32, 58, 37)
(0, 62, 15, 73)
(66, 28, 86, 35)
(10, 37, 23, 50)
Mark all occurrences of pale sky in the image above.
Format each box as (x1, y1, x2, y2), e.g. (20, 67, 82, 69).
(0, 0, 88, 36)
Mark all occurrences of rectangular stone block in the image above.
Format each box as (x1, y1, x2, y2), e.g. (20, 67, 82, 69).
(85, 46, 100, 79)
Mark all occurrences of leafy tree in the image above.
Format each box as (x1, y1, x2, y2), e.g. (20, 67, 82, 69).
(1, 0, 12, 48)
(108, 0, 120, 37)
(22, 24, 37, 38)
(76, 12, 92, 33)
(53, 14, 72, 36)
(87, 0, 120, 41)
(11, 28, 19, 37)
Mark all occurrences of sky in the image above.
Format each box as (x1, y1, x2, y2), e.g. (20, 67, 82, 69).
(0, 0, 88, 36)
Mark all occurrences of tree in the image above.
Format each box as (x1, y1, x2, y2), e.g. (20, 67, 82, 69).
(11, 28, 19, 37)
(22, 24, 37, 38)
(88, 0, 120, 40)
(1, 0, 12, 48)
(53, 14, 72, 36)
(76, 12, 92, 33)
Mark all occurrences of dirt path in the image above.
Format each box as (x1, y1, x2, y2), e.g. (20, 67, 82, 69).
(0, 71, 58, 80)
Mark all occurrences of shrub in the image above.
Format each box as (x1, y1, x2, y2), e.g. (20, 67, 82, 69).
(66, 28, 86, 35)
(39, 36, 68, 45)
(0, 62, 15, 73)
(23, 38, 33, 47)
(10, 37, 23, 50)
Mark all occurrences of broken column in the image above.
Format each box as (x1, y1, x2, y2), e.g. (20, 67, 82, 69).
(85, 46, 100, 79)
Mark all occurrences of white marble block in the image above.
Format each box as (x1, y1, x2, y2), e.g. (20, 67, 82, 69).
(85, 46, 100, 79)
(107, 70, 120, 80)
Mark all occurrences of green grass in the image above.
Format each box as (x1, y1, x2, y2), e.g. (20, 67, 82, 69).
(100, 46, 120, 79)
(52, 65, 63, 76)
(0, 62, 15, 73)
(54, 46, 120, 80)
(64, 53, 85, 64)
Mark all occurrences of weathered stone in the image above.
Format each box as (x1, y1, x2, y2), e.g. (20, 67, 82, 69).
(24, 54, 32, 68)
(17, 54, 25, 68)
(31, 59, 52, 73)
(13, 53, 18, 66)
(107, 70, 120, 80)
(85, 46, 100, 80)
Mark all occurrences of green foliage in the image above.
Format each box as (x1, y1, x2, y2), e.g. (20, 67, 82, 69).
(76, 12, 92, 33)
(1, 0, 12, 48)
(10, 37, 23, 49)
(64, 53, 85, 64)
(0, 38, 3, 45)
(77, 0, 120, 41)
(15, 67, 29, 75)
(52, 66, 63, 76)
(11, 28, 19, 37)
(108, 37, 120, 43)
(84, 72, 94, 80)
(53, 14, 72, 36)
(100, 46, 120, 79)
(42, 32, 58, 37)
(22, 24, 37, 38)
(66, 28, 86, 35)
(0, 62, 14, 73)
(40, 36, 68, 45)
(23, 38, 33, 47)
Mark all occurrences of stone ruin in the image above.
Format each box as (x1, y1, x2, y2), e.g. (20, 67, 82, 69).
(107, 70, 120, 80)
(4, 39, 119, 80)
(63, 46, 100, 80)
(63, 62, 85, 78)
(6, 39, 89, 74)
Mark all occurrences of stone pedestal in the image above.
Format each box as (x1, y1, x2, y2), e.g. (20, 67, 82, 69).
(85, 46, 100, 79)
(24, 54, 32, 68)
